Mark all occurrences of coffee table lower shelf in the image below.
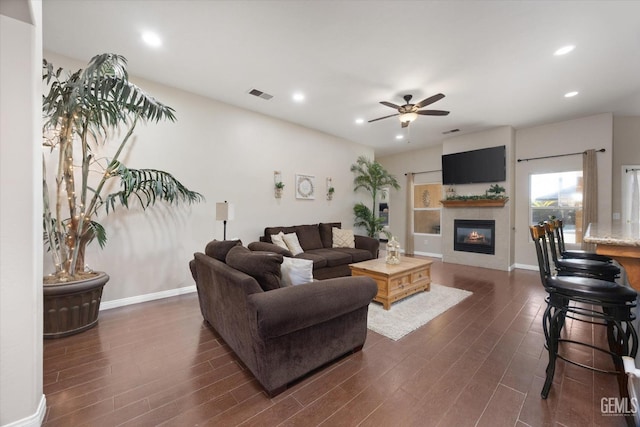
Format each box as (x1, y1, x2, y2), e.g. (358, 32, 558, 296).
(349, 257, 432, 310)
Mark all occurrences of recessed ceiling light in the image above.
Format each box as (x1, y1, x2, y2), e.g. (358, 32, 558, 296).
(355, 118, 364, 125)
(141, 31, 162, 48)
(564, 91, 579, 98)
(554, 45, 575, 56)
(395, 135, 403, 140)
(292, 92, 305, 102)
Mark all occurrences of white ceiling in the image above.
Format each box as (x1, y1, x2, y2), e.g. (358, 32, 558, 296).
(42, 1, 640, 156)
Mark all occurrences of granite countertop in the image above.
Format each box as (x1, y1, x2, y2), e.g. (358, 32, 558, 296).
(584, 222, 640, 247)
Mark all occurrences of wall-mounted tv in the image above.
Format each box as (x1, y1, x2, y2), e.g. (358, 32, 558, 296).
(442, 145, 506, 185)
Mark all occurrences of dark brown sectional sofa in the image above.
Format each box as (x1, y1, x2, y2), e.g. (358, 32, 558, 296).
(252, 222, 379, 279)
(189, 240, 377, 396)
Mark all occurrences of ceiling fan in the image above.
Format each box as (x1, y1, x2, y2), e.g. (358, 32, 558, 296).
(368, 93, 449, 128)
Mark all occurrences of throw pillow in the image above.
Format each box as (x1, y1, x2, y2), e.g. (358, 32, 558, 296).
(204, 239, 242, 262)
(226, 245, 283, 291)
(270, 232, 289, 251)
(332, 227, 355, 248)
(283, 232, 304, 256)
(280, 257, 314, 286)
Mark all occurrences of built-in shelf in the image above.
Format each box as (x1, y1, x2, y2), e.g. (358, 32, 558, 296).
(440, 198, 509, 208)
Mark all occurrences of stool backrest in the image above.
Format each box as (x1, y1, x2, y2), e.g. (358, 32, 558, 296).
(530, 224, 553, 287)
(543, 221, 562, 266)
(554, 219, 568, 253)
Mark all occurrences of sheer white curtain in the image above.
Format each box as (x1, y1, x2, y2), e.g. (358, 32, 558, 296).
(582, 149, 598, 251)
(405, 173, 414, 256)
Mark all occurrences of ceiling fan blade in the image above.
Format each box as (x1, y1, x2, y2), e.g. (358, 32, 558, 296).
(380, 101, 401, 109)
(417, 110, 450, 116)
(368, 113, 399, 123)
(401, 121, 409, 128)
(415, 93, 445, 108)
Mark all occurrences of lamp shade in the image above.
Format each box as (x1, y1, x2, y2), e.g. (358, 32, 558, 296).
(215, 202, 234, 221)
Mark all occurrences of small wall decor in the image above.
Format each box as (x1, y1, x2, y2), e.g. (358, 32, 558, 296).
(326, 177, 335, 200)
(295, 174, 315, 199)
(274, 170, 284, 199)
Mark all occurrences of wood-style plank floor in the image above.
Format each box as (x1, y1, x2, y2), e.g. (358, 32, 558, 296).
(43, 258, 631, 426)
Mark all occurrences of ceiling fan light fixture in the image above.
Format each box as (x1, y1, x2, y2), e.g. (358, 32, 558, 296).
(399, 112, 418, 123)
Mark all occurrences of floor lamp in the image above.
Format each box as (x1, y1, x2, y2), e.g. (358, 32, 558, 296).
(215, 201, 234, 240)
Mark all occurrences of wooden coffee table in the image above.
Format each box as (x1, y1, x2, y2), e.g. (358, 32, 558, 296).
(349, 257, 432, 310)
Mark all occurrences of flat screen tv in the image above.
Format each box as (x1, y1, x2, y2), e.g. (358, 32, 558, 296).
(442, 145, 506, 185)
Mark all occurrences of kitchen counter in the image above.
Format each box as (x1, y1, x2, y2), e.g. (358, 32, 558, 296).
(584, 222, 640, 290)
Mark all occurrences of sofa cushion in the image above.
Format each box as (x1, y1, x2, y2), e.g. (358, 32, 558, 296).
(295, 224, 323, 250)
(205, 239, 242, 262)
(294, 252, 328, 269)
(319, 222, 341, 248)
(332, 248, 373, 263)
(280, 257, 314, 286)
(226, 246, 283, 291)
(332, 228, 355, 248)
(304, 248, 352, 267)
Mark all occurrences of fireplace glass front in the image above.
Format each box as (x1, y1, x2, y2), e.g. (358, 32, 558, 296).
(454, 219, 495, 255)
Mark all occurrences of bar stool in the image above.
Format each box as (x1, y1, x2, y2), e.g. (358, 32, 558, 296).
(530, 224, 637, 399)
(553, 218, 613, 263)
(544, 221, 620, 282)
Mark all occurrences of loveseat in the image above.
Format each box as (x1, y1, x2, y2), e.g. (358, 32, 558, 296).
(189, 240, 378, 396)
(252, 222, 379, 280)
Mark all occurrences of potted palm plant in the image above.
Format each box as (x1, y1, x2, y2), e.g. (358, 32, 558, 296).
(350, 156, 400, 238)
(42, 53, 203, 338)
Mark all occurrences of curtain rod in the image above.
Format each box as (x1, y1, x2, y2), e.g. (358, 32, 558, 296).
(626, 168, 640, 173)
(404, 169, 442, 176)
(517, 148, 605, 163)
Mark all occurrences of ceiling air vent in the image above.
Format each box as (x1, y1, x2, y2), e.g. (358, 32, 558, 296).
(248, 88, 273, 100)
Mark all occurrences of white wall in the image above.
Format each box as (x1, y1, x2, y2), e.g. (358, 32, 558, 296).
(514, 113, 613, 268)
(0, 1, 45, 426)
(42, 52, 374, 303)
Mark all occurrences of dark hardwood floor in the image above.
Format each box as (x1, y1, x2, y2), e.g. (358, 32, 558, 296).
(43, 258, 630, 426)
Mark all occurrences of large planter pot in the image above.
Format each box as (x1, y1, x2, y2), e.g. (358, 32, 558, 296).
(43, 272, 109, 339)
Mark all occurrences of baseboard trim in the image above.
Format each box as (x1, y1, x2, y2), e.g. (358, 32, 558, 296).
(100, 285, 197, 311)
(413, 251, 443, 259)
(2, 394, 46, 427)
(513, 263, 539, 271)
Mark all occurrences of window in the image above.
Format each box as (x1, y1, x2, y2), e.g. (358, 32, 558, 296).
(530, 171, 582, 243)
(413, 183, 442, 235)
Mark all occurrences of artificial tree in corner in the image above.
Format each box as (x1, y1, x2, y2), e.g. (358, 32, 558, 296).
(42, 53, 203, 338)
(350, 156, 400, 238)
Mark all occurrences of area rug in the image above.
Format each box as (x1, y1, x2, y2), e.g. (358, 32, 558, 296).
(367, 284, 472, 341)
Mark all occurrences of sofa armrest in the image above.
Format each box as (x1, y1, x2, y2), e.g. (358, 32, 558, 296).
(355, 235, 380, 259)
(248, 241, 293, 257)
(247, 276, 377, 339)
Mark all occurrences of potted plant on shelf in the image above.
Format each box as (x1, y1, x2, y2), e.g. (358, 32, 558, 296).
(350, 156, 400, 238)
(42, 53, 203, 338)
(274, 181, 285, 198)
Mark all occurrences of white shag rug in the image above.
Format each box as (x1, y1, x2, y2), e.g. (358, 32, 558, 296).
(367, 284, 472, 341)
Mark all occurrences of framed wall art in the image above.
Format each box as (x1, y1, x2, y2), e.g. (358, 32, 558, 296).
(295, 174, 315, 199)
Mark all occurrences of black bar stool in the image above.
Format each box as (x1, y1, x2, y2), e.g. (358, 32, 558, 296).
(530, 224, 637, 400)
(544, 221, 620, 282)
(553, 218, 613, 263)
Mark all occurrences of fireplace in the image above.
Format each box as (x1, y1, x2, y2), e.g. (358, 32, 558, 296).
(454, 219, 495, 255)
